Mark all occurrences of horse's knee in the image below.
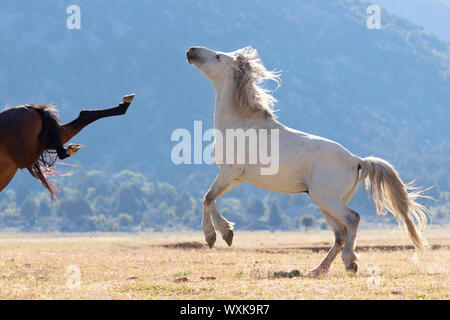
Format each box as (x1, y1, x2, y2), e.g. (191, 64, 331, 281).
(203, 193, 215, 206)
(349, 210, 360, 226)
(335, 234, 345, 248)
(343, 210, 360, 230)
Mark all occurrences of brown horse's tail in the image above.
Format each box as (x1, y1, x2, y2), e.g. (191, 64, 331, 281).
(359, 156, 431, 254)
(26, 104, 61, 199)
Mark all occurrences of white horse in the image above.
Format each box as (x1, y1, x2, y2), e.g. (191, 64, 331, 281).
(186, 46, 429, 276)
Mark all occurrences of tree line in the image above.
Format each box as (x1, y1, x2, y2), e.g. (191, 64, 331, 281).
(0, 166, 447, 232)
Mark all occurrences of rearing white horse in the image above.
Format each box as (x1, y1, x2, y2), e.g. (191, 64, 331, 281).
(186, 46, 429, 276)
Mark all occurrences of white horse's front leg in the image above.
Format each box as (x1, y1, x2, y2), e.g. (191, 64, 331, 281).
(203, 166, 242, 248)
(202, 203, 216, 249)
(208, 202, 234, 246)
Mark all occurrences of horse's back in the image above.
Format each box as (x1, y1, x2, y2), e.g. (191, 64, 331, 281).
(273, 126, 361, 194)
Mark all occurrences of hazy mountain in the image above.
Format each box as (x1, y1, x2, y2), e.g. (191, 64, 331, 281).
(372, 0, 450, 42)
(1, 0, 449, 197)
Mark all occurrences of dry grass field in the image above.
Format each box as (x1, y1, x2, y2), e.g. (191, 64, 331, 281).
(0, 228, 448, 300)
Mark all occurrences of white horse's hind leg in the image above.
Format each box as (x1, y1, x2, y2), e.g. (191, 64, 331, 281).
(311, 195, 360, 272)
(309, 209, 346, 277)
(341, 208, 360, 272)
(203, 166, 242, 248)
(329, 202, 359, 272)
(343, 181, 361, 262)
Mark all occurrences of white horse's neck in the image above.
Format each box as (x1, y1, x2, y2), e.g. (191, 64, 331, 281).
(212, 73, 280, 130)
(213, 73, 238, 130)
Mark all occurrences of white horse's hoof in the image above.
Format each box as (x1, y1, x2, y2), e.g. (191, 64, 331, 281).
(205, 232, 216, 249)
(308, 266, 329, 278)
(345, 261, 358, 273)
(222, 229, 234, 247)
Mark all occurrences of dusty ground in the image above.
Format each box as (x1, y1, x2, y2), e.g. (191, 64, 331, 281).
(0, 228, 448, 299)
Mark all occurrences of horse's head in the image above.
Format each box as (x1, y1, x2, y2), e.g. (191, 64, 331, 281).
(187, 46, 280, 118)
(186, 46, 238, 83)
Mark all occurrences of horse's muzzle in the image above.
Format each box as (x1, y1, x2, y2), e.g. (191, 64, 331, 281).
(186, 48, 197, 64)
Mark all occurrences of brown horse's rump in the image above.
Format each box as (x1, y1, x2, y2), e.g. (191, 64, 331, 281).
(25, 104, 61, 198)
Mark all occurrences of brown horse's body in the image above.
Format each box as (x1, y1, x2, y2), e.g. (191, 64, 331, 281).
(0, 94, 135, 196)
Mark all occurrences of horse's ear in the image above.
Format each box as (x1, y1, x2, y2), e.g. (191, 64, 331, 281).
(232, 46, 259, 89)
(233, 46, 259, 73)
(234, 54, 251, 82)
(238, 46, 258, 58)
(233, 59, 244, 88)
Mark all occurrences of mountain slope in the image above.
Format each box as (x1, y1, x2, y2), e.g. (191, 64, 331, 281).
(372, 0, 450, 42)
(0, 0, 448, 194)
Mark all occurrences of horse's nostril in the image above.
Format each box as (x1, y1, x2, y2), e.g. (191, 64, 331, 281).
(186, 48, 196, 61)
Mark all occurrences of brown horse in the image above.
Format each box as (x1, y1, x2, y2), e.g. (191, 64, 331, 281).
(0, 94, 135, 198)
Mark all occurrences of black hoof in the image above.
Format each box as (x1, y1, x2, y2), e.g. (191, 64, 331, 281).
(346, 261, 358, 273)
(206, 233, 216, 249)
(222, 230, 234, 247)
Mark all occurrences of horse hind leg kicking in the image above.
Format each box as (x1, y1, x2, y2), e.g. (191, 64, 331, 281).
(58, 94, 135, 150)
(0, 94, 135, 197)
(29, 94, 135, 161)
(27, 104, 80, 161)
(311, 196, 361, 273)
(34, 94, 135, 194)
(53, 94, 136, 159)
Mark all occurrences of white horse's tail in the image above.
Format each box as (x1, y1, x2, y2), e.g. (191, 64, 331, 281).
(358, 156, 430, 253)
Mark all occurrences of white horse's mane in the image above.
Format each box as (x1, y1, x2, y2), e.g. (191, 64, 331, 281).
(232, 46, 281, 118)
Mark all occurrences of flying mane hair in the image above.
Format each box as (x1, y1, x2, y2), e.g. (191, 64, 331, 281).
(232, 46, 281, 118)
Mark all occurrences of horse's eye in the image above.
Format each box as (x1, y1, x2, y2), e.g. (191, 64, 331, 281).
(216, 54, 220, 60)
